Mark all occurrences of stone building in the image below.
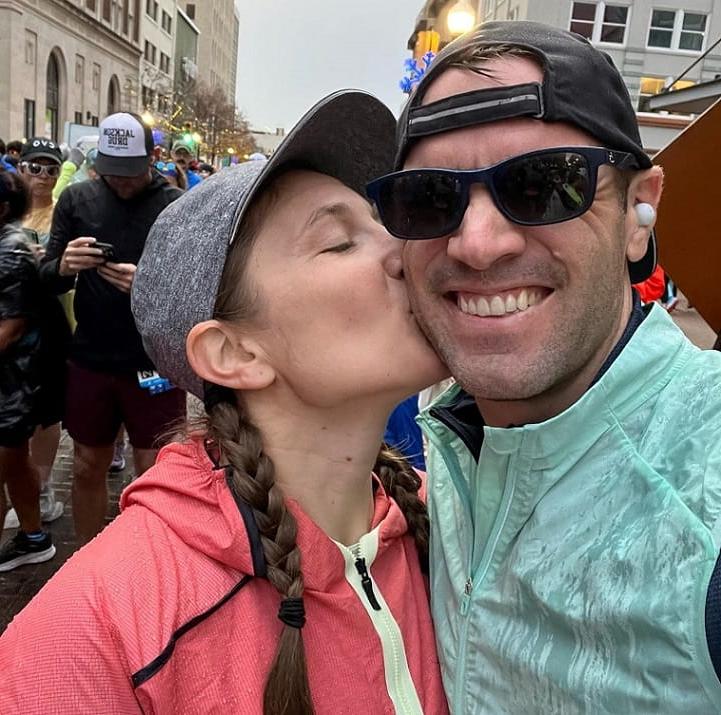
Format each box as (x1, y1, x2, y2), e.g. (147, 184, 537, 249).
(182, 1, 239, 105)
(0, 0, 142, 143)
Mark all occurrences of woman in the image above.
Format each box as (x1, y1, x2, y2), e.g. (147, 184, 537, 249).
(0, 91, 449, 714)
(0, 170, 56, 570)
(4, 138, 71, 531)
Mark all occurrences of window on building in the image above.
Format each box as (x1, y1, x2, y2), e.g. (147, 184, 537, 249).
(102, 0, 111, 21)
(86, 0, 96, 10)
(92, 63, 101, 91)
(144, 40, 157, 64)
(74, 111, 83, 125)
(186, 3, 195, 20)
(570, 2, 628, 44)
(75, 56, 84, 84)
(160, 52, 170, 74)
(24, 99, 36, 139)
(648, 10, 706, 51)
(145, 0, 158, 20)
(161, 10, 172, 33)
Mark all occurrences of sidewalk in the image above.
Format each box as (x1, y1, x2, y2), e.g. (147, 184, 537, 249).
(0, 433, 133, 633)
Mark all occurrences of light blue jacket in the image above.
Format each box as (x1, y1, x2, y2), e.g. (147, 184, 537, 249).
(420, 305, 721, 713)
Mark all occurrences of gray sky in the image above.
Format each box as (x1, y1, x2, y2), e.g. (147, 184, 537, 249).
(235, 0, 422, 131)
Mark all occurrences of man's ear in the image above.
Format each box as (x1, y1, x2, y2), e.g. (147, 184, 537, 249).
(625, 165, 664, 263)
(186, 319, 275, 391)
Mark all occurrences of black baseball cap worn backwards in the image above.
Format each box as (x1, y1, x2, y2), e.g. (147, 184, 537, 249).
(396, 20, 656, 283)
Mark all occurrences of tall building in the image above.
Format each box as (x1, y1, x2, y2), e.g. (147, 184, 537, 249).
(139, 0, 177, 114)
(183, 1, 239, 105)
(174, 6, 199, 97)
(0, 0, 142, 142)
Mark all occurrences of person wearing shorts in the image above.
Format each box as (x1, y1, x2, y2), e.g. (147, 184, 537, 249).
(39, 113, 184, 544)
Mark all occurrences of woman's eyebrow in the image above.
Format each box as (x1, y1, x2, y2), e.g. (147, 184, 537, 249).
(304, 202, 353, 229)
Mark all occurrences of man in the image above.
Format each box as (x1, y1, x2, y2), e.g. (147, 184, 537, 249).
(170, 140, 201, 188)
(369, 21, 721, 712)
(40, 112, 185, 544)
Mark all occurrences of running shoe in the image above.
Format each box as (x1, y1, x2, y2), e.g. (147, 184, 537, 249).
(3, 486, 64, 530)
(0, 531, 55, 572)
(109, 440, 127, 474)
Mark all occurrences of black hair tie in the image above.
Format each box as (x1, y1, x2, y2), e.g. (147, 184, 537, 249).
(278, 596, 306, 629)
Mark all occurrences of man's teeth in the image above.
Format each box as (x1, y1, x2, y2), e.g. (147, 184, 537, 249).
(458, 289, 543, 316)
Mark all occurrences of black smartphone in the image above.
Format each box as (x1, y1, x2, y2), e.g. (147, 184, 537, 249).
(22, 228, 40, 244)
(93, 242, 115, 261)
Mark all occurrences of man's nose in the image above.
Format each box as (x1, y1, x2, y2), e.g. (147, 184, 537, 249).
(446, 185, 526, 271)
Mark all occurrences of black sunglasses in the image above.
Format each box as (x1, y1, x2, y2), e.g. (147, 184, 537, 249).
(366, 146, 639, 240)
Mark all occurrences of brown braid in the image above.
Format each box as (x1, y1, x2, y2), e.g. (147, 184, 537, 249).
(374, 446, 430, 574)
(205, 397, 314, 715)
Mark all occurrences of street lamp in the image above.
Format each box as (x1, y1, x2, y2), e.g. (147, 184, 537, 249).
(447, 0, 476, 35)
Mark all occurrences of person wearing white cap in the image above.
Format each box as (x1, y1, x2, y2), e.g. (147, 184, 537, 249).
(38, 112, 186, 545)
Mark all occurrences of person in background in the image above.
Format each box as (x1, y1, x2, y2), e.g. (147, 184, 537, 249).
(0, 170, 58, 571)
(170, 141, 201, 188)
(385, 396, 425, 470)
(39, 112, 185, 544)
(155, 160, 187, 190)
(198, 162, 215, 179)
(2, 138, 71, 532)
(1, 141, 23, 173)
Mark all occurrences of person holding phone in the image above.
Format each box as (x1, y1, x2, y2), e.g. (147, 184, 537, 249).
(39, 113, 185, 545)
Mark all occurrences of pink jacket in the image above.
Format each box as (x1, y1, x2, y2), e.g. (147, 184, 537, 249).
(0, 440, 448, 714)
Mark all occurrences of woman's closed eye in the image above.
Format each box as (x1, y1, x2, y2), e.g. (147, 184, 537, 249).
(320, 240, 356, 254)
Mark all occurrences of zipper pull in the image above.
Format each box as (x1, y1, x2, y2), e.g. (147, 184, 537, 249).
(354, 557, 382, 611)
(460, 577, 473, 615)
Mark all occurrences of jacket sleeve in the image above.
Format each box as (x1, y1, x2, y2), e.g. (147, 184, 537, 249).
(0, 554, 141, 714)
(39, 189, 77, 295)
(0, 242, 36, 321)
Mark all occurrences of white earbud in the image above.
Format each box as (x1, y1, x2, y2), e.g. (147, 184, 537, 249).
(635, 202, 656, 227)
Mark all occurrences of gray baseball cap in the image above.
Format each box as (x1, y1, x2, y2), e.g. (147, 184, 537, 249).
(132, 89, 396, 398)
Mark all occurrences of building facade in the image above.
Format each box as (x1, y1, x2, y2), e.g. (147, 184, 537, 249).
(182, 1, 238, 105)
(476, 0, 721, 112)
(174, 5, 199, 97)
(0, 0, 142, 143)
(139, 0, 176, 114)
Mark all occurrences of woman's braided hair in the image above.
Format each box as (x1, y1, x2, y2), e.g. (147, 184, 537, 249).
(204, 172, 430, 714)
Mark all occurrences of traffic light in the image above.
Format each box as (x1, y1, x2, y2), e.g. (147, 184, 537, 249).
(182, 122, 194, 147)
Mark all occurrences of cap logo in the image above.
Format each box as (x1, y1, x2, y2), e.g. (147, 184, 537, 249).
(31, 139, 57, 150)
(103, 127, 136, 147)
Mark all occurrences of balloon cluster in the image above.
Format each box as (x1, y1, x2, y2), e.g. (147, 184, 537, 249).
(399, 52, 436, 94)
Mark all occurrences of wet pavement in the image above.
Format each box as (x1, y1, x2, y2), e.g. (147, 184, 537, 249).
(0, 433, 134, 633)
(0, 300, 717, 635)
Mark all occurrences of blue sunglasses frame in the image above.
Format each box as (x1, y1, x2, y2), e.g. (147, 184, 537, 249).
(367, 146, 639, 240)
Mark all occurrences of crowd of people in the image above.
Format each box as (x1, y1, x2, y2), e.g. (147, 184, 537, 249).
(0, 112, 226, 568)
(1, 18, 721, 715)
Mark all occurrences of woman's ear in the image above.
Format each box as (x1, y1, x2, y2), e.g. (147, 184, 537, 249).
(186, 319, 275, 391)
(625, 165, 664, 263)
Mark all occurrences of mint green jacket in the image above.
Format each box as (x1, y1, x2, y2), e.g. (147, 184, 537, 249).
(419, 305, 721, 713)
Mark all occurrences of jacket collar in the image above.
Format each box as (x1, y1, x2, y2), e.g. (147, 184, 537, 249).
(424, 299, 693, 469)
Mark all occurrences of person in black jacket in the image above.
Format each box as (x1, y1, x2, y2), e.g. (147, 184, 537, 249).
(0, 170, 57, 571)
(39, 113, 185, 544)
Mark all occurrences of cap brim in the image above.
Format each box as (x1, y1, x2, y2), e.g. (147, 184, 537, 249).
(628, 229, 657, 284)
(95, 152, 150, 177)
(20, 152, 61, 164)
(229, 89, 396, 243)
